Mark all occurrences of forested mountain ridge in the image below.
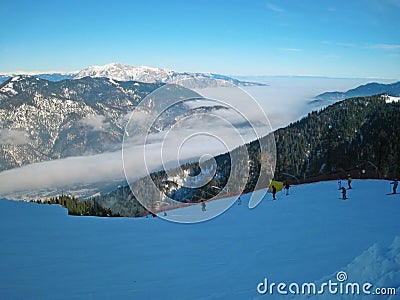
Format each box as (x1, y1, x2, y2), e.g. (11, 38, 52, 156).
(275, 94, 400, 179)
(310, 81, 400, 105)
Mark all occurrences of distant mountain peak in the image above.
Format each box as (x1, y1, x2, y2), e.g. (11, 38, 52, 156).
(310, 81, 400, 106)
(75, 62, 265, 87)
(76, 63, 172, 82)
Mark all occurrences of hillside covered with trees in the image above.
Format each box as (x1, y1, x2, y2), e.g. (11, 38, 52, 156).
(33, 195, 121, 217)
(274, 95, 400, 179)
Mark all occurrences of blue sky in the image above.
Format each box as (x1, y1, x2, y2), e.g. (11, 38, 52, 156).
(0, 0, 399, 78)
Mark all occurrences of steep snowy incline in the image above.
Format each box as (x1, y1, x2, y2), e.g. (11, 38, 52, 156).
(0, 179, 399, 299)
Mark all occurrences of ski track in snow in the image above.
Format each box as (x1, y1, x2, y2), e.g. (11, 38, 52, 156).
(0, 179, 399, 299)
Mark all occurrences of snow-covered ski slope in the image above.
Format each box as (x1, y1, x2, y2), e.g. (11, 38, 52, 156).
(1, 180, 399, 299)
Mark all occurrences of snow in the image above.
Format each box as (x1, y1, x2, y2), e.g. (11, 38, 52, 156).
(108, 78, 119, 86)
(293, 236, 400, 299)
(10, 76, 21, 82)
(383, 94, 400, 103)
(75, 62, 174, 83)
(0, 83, 18, 95)
(74, 62, 248, 87)
(0, 179, 399, 299)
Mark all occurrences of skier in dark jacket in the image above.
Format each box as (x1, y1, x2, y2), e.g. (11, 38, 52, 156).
(341, 187, 347, 200)
(201, 200, 206, 212)
(284, 182, 290, 196)
(391, 179, 398, 194)
(272, 185, 277, 200)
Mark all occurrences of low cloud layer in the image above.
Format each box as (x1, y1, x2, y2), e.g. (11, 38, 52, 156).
(79, 115, 110, 131)
(0, 112, 267, 198)
(0, 129, 29, 145)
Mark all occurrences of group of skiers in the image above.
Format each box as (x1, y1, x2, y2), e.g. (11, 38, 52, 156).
(338, 175, 352, 200)
(270, 175, 397, 201)
(340, 176, 399, 199)
(199, 177, 399, 211)
(270, 182, 290, 200)
(339, 176, 398, 200)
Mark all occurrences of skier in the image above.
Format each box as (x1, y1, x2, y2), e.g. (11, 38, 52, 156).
(347, 175, 352, 189)
(341, 187, 347, 200)
(201, 200, 206, 212)
(272, 185, 277, 200)
(284, 182, 290, 196)
(390, 179, 398, 194)
(338, 179, 342, 190)
(237, 196, 242, 205)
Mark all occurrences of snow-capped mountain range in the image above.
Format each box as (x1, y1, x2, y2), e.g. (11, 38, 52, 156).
(76, 63, 267, 87)
(0, 76, 165, 171)
(0, 63, 266, 87)
(76, 63, 176, 82)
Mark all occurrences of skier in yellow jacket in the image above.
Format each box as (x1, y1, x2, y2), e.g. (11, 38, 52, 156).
(347, 175, 352, 189)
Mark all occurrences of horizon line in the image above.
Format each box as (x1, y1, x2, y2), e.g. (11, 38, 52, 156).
(0, 62, 399, 81)
(1, 70, 398, 82)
